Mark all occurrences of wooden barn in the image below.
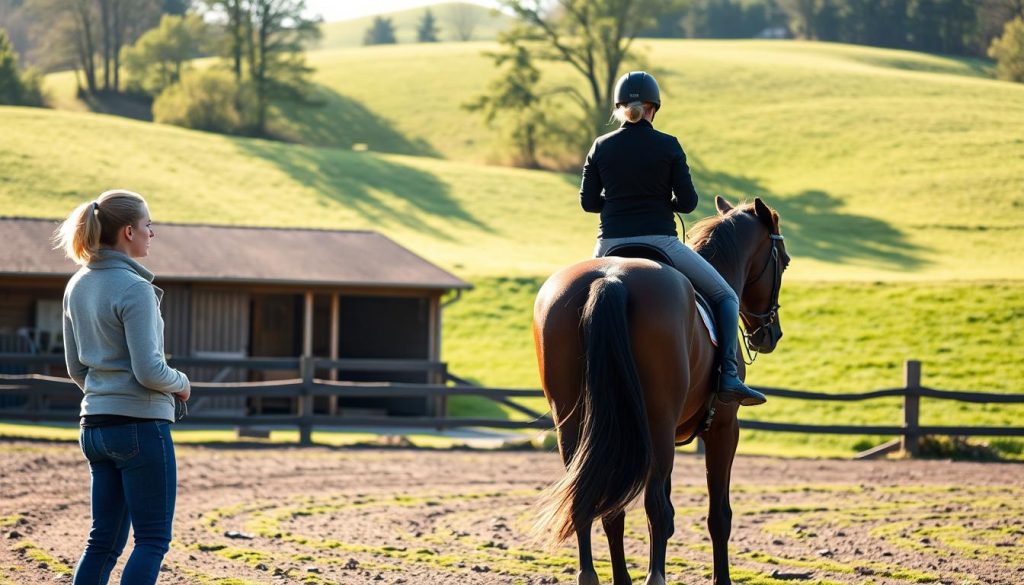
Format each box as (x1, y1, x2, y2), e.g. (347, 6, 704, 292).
(0, 217, 471, 417)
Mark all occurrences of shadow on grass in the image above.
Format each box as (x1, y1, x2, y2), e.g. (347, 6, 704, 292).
(235, 138, 489, 241)
(688, 154, 926, 271)
(850, 53, 994, 79)
(78, 90, 154, 121)
(271, 85, 440, 157)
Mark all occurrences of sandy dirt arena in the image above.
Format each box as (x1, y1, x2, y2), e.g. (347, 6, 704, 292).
(0, 439, 1021, 585)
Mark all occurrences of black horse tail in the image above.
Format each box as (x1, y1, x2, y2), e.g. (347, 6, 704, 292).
(537, 274, 653, 545)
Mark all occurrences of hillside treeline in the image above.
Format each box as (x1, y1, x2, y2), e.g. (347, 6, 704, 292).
(0, 0, 321, 135)
(658, 0, 1024, 57)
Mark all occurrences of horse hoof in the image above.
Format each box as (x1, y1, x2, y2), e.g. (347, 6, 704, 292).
(578, 570, 601, 585)
(642, 574, 666, 585)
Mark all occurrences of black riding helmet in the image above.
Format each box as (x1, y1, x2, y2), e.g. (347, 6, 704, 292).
(613, 71, 661, 111)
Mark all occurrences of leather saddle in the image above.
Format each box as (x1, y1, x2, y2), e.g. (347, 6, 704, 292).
(603, 243, 717, 340)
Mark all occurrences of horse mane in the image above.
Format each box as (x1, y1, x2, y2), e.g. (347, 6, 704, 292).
(688, 202, 779, 265)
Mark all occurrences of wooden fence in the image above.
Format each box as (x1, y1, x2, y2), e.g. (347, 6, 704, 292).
(0, 355, 551, 446)
(1, 357, 1022, 454)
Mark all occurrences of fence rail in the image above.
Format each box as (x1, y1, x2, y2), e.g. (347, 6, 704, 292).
(1, 357, 1021, 454)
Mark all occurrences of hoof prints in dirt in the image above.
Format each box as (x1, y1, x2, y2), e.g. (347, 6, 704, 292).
(0, 442, 1022, 584)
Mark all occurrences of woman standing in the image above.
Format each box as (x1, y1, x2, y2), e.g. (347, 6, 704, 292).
(580, 71, 766, 406)
(55, 190, 190, 584)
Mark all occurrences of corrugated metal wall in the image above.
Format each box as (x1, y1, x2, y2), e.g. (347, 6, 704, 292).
(160, 285, 191, 358)
(191, 288, 250, 355)
(187, 288, 250, 413)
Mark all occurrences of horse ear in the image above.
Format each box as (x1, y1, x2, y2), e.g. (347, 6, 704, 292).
(715, 195, 733, 215)
(753, 197, 774, 228)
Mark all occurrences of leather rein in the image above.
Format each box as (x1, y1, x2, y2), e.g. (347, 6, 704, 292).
(739, 233, 784, 365)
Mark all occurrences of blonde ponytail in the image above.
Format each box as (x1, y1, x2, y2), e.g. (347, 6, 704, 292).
(54, 190, 148, 265)
(611, 101, 654, 124)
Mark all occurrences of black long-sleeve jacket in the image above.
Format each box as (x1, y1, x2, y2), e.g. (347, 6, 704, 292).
(579, 119, 699, 238)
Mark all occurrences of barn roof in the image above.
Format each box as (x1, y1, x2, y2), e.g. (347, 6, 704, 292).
(0, 217, 471, 290)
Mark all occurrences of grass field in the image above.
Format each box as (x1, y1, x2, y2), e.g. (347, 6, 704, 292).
(8, 39, 1023, 457)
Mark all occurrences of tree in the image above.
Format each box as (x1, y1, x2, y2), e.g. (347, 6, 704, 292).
(106, 0, 163, 91)
(206, 0, 248, 80)
(496, 0, 688, 139)
(0, 0, 31, 63)
(204, 0, 320, 135)
(464, 43, 545, 167)
(363, 15, 396, 45)
(122, 13, 207, 96)
(979, 0, 1024, 51)
(989, 16, 1024, 81)
(417, 8, 439, 42)
(247, 0, 321, 134)
(24, 0, 158, 94)
(153, 68, 247, 132)
(446, 3, 481, 41)
(779, 0, 815, 38)
(0, 28, 41, 105)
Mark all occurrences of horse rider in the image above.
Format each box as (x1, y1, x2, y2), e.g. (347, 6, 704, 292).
(580, 70, 766, 406)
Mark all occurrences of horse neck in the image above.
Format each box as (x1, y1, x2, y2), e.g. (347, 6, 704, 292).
(696, 223, 755, 297)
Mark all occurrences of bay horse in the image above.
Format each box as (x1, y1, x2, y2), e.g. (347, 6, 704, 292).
(532, 196, 789, 585)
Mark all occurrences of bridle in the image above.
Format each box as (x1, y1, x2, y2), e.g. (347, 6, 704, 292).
(739, 233, 784, 364)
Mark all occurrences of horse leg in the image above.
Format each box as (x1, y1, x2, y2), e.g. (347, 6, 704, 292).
(602, 511, 631, 585)
(575, 523, 600, 585)
(554, 418, 600, 585)
(642, 430, 676, 585)
(703, 414, 740, 585)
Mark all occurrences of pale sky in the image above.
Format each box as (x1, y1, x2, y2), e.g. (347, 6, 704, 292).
(305, 0, 500, 23)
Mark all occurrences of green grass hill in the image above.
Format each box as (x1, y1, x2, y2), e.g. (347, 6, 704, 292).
(13, 39, 1024, 457)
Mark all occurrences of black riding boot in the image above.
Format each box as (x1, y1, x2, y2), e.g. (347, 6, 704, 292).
(714, 297, 767, 406)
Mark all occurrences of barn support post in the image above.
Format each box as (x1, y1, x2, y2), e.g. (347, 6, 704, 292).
(329, 293, 340, 415)
(299, 292, 315, 445)
(299, 355, 315, 445)
(902, 360, 921, 457)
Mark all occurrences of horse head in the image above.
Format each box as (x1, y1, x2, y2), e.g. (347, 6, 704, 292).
(706, 196, 790, 354)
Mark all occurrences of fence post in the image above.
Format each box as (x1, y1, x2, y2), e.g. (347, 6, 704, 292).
(299, 356, 314, 446)
(902, 360, 921, 457)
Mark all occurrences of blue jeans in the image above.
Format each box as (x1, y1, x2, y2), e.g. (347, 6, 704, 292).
(74, 421, 176, 585)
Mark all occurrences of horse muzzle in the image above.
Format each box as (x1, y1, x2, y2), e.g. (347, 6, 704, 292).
(748, 322, 783, 353)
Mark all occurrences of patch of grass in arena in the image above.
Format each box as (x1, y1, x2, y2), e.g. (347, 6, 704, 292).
(205, 489, 592, 579)
(744, 550, 938, 583)
(217, 547, 274, 565)
(0, 565, 24, 585)
(10, 541, 72, 575)
(180, 571, 259, 585)
(194, 543, 228, 552)
(0, 515, 21, 527)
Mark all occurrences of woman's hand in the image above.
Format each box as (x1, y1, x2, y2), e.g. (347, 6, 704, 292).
(175, 384, 191, 402)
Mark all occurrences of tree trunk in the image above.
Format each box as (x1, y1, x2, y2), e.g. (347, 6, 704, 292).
(74, 1, 98, 94)
(252, 0, 268, 135)
(112, 0, 122, 92)
(231, 0, 244, 80)
(99, 0, 111, 91)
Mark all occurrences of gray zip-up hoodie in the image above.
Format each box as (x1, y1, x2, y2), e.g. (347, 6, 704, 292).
(63, 249, 189, 421)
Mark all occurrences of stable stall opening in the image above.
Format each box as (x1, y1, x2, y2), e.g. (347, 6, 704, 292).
(336, 294, 433, 416)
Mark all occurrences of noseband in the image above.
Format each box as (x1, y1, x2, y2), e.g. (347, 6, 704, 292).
(739, 233, 784, 363)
